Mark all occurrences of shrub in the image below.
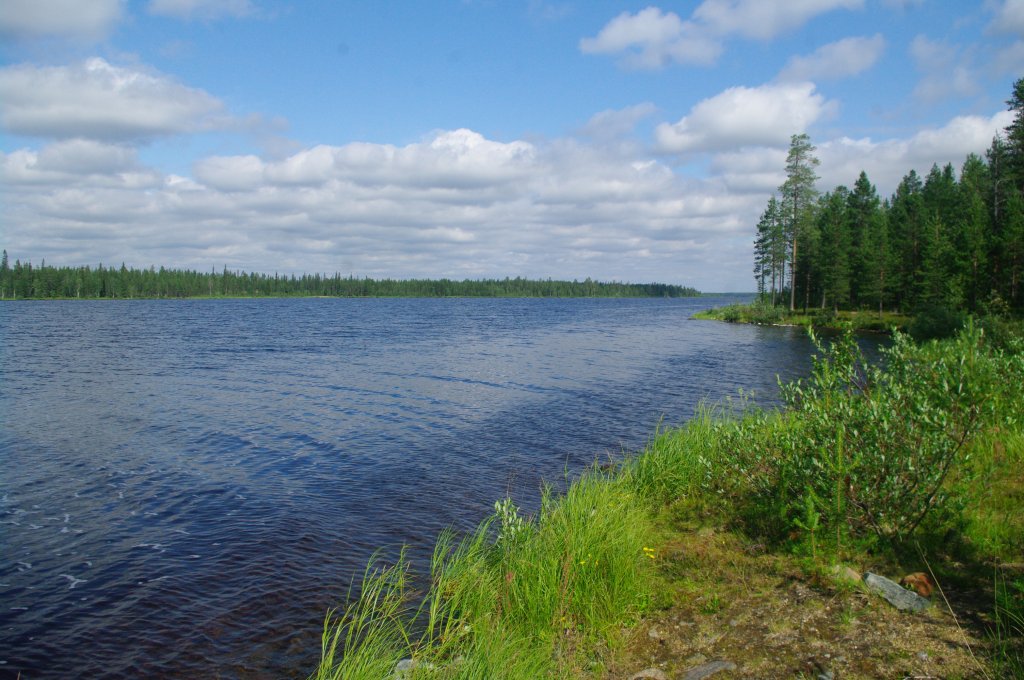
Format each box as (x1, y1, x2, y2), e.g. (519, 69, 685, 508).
(908, 305, 967, 341)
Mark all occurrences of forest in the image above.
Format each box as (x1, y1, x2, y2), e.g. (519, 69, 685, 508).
(752, 79, 1024, 317)
(0, 255, 698, 300)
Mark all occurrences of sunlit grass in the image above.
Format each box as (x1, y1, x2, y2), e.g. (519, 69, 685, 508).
(310, 472, 656, 679)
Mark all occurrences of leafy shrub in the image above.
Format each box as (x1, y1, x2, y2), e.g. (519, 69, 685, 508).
(908, 305, 967, 341)
(693, 324, 1022, 551)
(747, 301, 786, 325)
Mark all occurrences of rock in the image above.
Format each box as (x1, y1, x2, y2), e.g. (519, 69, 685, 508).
(630, 668, 669, 680)
(900, 572, 934, 597)
(817, 671, 834, 680)
(681, 660, 737, 680)
(394, 658, 435, 679)
(830, 564, 862, 584)
(648, 626, 665, 641)
(864, 572, 931, 612)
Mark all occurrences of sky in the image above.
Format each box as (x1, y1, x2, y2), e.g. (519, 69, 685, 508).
(1, 1, 1022, 291)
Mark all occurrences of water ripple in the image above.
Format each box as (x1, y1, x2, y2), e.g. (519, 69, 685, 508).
(0, 297, 870, 678)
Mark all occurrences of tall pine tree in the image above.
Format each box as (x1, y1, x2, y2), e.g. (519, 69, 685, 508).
(779, 134, 820, 311)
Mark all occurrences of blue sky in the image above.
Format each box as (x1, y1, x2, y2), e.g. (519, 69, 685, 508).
(1, 1, 1022, 291)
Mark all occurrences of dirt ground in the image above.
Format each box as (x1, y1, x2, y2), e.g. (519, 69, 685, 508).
(600, 527, 1006, 680)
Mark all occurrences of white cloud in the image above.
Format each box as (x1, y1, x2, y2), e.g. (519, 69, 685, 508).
(581, 1, 864, 69)
(990, 0, 1024, 36)
(655, 82, 834, 153)
(777, 34, 885, 81)
(0, 0, 124, 40)
(0, 58, 229, 141)
(995, 40, 1024, 73)
(579, 7, 720, 68)
(692, 0, 864, 40)
(1, 108, 1014, 291)
(1, 128, 760, 289)
(147, 0, 253, 21)
(817, 111, 1014, 193)
(578, 103, 658, 140)
(710, 147, 788, 193)
(0, 141, 160, 188)
(909, 35, 980, 102)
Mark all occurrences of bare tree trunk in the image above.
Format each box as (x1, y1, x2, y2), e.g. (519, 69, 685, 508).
(789, 235, 798, 312)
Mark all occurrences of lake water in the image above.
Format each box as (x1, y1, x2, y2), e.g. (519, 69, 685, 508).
(1, 297, 836, 678)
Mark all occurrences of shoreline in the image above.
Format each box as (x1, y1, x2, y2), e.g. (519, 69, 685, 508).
(692, 302, 910, 334)
(312, 326, 1023, 679)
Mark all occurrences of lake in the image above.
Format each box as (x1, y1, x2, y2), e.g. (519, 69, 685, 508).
(1, 297, 836, 678)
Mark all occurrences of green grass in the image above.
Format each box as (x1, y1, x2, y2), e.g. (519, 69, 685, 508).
(311, 474, 658, 679)
(693, 301, 910, 332)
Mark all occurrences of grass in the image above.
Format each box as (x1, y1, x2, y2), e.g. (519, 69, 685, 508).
(693, 301, 910, 333)
(311, 324, 1024, 679)
(311, 474, 658, 679)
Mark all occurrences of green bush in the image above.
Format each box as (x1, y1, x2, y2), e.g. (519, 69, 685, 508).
(908, 305, 967, 341)
(639, 324, 1023, 552)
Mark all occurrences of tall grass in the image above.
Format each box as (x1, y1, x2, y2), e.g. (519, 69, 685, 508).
(310, 473, 656, 679)
(992, 568, 1024, 678)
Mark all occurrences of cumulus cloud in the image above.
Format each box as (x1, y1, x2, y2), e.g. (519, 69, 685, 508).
(1, 127, 757, 288)
(0, 140, 160, 189)
(578, 7, 720, 68)
(147, 0, 254, 21)
(0, 58, 229, 141)
(692, 0, 864, 40)
(777, 34, 885, 82)
(654, 82, 834, 153)
(581, 1, 865, 69)
(0, 0, 124, 40)
(1, 107, 1013, 291)
(817, 111, 1014, 193)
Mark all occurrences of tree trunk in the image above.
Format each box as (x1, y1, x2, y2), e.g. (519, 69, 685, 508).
(789, 234, 798, 312)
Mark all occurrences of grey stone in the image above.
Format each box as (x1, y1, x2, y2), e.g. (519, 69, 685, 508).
(864, 572, 931, 612)
(681, 660, 737, 680)
(648, 626, 665, 641)
(817, 672, 834, 680)
(830, 564, 862, 584)
(394, 658, 436, 679)
(630, 668, 669, 680)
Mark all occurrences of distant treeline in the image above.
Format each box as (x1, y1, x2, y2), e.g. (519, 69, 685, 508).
(0, 255, 699, 299)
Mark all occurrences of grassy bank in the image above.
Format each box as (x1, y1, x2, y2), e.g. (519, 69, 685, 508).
(311, 325, 1024, 679)
(692, 301, 910, 333)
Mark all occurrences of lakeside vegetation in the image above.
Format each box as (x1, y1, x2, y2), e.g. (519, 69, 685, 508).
(0, 253, 698, 300)
(693, 302, 912, 334)
(312, 323, 1024, 678)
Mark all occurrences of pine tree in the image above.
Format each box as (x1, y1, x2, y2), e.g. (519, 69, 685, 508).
(1004, 187, 1024, 308)
(958, 154, 992, 311)
(779, 133, 820, 311)
(816, 188, 851, 310)
(1005, 77, 1024, 190)
(753, 196, 784, 303)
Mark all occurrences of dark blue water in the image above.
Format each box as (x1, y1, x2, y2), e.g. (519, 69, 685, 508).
(1, 297, 829, 678)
